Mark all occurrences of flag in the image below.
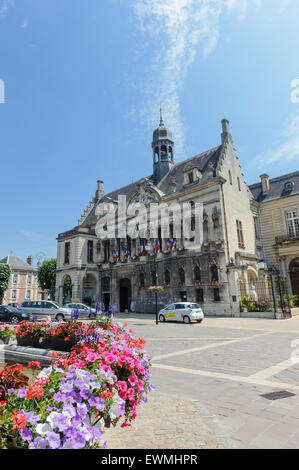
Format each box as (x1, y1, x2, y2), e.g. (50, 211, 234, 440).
(154, 239, 161, 252)
(124, 246, 130, 257)
(167, 238, 171, 250)
(140, 239, 145, 255)
(172, 238, 177, 249)
(113, 249, 119, 260)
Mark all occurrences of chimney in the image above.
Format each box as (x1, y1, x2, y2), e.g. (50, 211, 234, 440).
(260, 174, 269, 194)
(96, 180, 104, 200)
(221, 118, 233, 144)
(27, 255, 33, 266)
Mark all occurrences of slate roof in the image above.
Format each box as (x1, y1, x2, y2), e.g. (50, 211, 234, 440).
(249, 170, 299, 203)
(81, 146, 223, 228)
(0, 255, 37, 272)
(158, 146, 222, 194)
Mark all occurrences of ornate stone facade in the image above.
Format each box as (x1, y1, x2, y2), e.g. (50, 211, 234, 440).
(56, 117, 265, 316)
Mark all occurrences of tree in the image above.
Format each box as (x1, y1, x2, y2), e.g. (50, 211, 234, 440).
(0, 263, 12, 304)
(37, 259, 57, 301)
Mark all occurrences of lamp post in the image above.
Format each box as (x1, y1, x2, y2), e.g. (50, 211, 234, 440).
(146, 242, 159, 325)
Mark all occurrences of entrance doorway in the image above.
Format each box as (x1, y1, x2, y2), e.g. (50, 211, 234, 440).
(119, 278, 132, 312)
(290, 259, 299, 303)
(103, 293, 110, 311)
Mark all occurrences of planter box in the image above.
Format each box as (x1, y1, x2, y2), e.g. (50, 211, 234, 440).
(17, 337, 51, 349)
(16, 336, 77, 351)
(0, 337, 10, 345)
(50, 338, 78, 352)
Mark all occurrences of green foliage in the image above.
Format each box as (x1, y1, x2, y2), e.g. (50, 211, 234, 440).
(0, 264, 12, 302)
(240, 295, 273, 312)
(277, 294, 299, 308)
(37, 259, 56, 300)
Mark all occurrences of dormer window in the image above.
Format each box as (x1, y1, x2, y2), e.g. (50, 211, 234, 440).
(284, 181, 294, 192)
(183, 164, 201, 186)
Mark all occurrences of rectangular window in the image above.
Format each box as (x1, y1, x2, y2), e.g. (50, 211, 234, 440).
(87, 240, 94, 263)
(64, 242, 70, 264)
(11, 289, 17, 300)
(213, 288, 220, 302)
(286, 211, 299, 239)
(254, 217, 261, 240)
(188, 172, 194, 184)
(25, 290, 32, 300)
(236, 220, 244, 247)
(103, 241, 110, 262)
(196, 289, 204, 303)
(12, 273, 18, 284)
(27, 274, 32, 285)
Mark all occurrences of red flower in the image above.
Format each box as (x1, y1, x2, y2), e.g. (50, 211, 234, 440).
(27, 361, 41, 369)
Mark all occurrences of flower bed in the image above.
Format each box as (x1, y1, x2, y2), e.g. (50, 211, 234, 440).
(0, 319, 153, 449)
(14, 319, 96, 351)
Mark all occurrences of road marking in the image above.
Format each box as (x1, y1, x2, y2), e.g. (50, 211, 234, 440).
(152, 363, 299, 391)
(248, 358, 299, 381)
(151, 331, 276, 361)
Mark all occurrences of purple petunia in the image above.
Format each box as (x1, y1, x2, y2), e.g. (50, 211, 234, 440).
(29, 437, 47, 449)
(19, 427, 33, 442)
(46, 431, 61, 449)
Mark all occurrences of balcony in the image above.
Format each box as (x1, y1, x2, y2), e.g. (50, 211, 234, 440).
(275, 234, 299, 245)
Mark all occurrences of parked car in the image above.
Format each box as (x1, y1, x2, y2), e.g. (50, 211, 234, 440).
(64, 303, 97, 319)
(18, 300, 72, 322)
(158, 302, 204, 324)
(0, 305, 30, 324)
(8, 302, 21, 309)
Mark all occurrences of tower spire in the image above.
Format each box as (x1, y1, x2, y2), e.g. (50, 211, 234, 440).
(159, 107, 164, 127)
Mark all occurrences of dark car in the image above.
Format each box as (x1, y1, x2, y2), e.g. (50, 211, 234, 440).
(0, 305, 30, 324)
(8, 302, 21, 309)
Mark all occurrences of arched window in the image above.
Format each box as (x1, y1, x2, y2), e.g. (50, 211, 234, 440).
(161, 145, 167, 160)
(179, 268, 185, 284)
(154, 147, 159, 162)
(203, 220, 208, 242)
(211, 264, 218, 283)
(151, 271, 157, 286)
(194, 266, 201, 282)
(165, 269, 171, 285)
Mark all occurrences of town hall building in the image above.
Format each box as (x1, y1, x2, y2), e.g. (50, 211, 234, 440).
(55, 115, 270, 316)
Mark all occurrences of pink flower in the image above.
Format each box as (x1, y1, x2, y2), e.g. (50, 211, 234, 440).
(117, 381, 127, 393)
(128, 388, 135, 401)
(128, 374, 138, 386)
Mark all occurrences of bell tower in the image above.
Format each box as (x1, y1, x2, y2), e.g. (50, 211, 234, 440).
(152, 109, 174, 184)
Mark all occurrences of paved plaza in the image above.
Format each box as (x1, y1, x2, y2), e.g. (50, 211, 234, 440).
(103, 314, 299, 449)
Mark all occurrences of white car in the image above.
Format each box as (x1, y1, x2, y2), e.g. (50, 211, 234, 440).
(64, 303, 97, 319)
(158, 302, 204, 324)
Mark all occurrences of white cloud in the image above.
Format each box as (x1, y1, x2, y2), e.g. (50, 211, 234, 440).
(21, 230, 42, 240)
(20, 19, 28, 29)
(128, 0, 269, 159)
(254, 112, 299, 166)
(0, 0, 13, 17)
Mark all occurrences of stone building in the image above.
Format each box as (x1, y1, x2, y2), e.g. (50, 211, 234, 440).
(56, 116, 267, 316)
(0, 255, 41, 305)
(249, 172, 299, 299)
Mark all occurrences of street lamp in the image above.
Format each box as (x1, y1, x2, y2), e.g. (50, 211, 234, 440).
(145, 242, 159, 325)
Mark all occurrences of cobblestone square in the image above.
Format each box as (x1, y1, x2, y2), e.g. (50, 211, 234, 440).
(104, 314, 299, 449)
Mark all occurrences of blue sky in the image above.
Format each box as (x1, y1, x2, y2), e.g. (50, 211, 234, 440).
(0, 0, 298, 263)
